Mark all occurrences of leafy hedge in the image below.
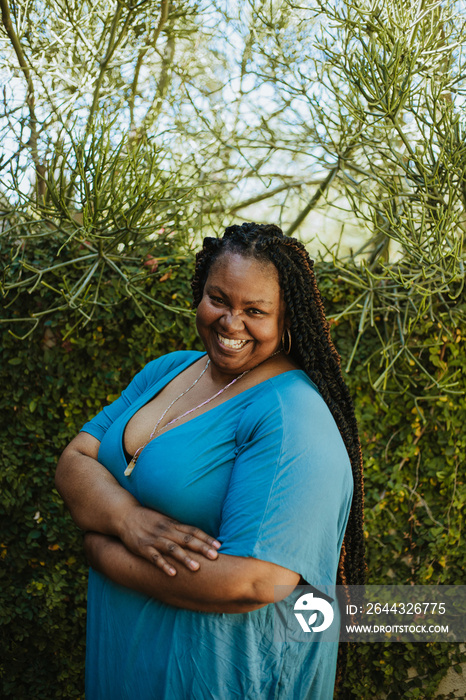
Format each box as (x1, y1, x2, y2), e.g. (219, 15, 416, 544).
(1, 250, 464, 699)
(320, 267, 466, 699)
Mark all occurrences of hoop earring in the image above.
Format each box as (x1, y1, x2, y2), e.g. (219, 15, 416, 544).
(282, 328, 292, 355)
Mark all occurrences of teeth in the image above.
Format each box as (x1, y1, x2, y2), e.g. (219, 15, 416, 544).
(217, 333, 248, 349)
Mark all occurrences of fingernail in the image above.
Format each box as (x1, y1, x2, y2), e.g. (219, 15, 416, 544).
(208, 548, 218, 558)
(189, 560, 200, 570)
(168, 567, 176, 575)
(211, 540, 221, 549)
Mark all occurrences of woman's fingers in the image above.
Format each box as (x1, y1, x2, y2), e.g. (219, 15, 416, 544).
(120, 508, 222, 573)
(149, 550, 177, 576)
(148, 538, 205, 573)
(173, 523, 221, 559)
(144, 517, 221, 559)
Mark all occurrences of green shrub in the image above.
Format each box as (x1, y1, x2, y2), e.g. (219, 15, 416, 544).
(1, 248, 464, 698)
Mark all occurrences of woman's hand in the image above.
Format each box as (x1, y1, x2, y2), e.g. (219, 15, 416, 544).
(118, 505, 221, 576)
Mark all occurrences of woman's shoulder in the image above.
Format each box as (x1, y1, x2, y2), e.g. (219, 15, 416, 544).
(269, 368, 319, 392)
(266, 369, 322, 408)
(142, 349, 204, 376)
(240, 370, 351, 467)
(242, 369, 338, 437)
(132, 350, 204, 391)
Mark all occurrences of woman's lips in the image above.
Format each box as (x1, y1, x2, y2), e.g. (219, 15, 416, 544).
(216, 332, 250, 350)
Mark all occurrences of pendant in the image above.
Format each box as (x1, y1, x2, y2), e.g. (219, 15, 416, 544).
(124, 456, 137, 477)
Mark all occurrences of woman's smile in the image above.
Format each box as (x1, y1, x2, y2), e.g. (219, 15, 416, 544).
(215, 332, 250, 351)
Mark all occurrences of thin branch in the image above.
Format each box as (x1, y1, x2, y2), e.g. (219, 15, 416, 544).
(0, 0, 44, 196)
(286, 160, 343, 236)
(206, 179, 324, 214)
(141, 7, 176, 128)
(84, 4, 124, 139)
(129, 0, 169, 130)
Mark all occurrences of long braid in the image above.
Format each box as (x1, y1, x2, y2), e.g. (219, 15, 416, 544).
(192, 222, 366, 592)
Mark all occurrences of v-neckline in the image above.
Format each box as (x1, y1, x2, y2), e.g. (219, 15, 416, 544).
(120, 353, 304, 465)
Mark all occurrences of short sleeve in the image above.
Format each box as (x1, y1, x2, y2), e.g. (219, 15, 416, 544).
(217, 373, 353, 588)
(80, 351, 203, 442)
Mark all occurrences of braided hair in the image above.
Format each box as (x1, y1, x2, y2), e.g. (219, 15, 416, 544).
(192, 222, 366, 592)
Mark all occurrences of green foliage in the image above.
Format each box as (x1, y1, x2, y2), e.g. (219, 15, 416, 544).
(1, 124, 196, 339)
(0, 240, 201, 697)
(319, 263, 466, 699)
(1, 243, 465, 698)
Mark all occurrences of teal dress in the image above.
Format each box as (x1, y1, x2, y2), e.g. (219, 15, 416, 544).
(81, 351, 353, 699)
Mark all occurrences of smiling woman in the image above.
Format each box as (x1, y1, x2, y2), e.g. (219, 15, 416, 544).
(195, 253, 288, 380)
(55, 222, 365, 700)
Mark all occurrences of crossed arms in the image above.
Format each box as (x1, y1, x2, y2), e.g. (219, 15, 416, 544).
(55, 432, 299, 614)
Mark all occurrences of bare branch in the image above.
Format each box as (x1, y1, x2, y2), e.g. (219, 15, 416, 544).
(207, 179, 325, 214)
(286, 162, 342, 236)
(129, 0, 170, 129)
(0, 0, 44, 196)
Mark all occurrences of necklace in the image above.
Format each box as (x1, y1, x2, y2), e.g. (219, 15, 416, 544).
(124, 349, 281, 477)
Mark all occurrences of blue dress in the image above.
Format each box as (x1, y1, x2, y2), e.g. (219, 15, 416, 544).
(81, 351, 353, 700)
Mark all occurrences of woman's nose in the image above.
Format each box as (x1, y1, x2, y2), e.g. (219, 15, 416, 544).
(220, 310, 244, 332)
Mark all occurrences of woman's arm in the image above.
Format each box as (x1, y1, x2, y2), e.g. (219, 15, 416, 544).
(84, 532, 299, 613)
(56, 432, 136, 534)
(55, 432, 221, 575)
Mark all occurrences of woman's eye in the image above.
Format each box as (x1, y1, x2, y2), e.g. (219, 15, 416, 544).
(248, 308, 264, 315)
(210, 295, 225, 304)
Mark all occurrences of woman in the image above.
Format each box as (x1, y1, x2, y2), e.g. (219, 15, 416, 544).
(56, 222, 365, 699)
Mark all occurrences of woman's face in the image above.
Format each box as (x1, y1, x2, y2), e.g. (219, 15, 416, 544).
(196, 252, 287, 379)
